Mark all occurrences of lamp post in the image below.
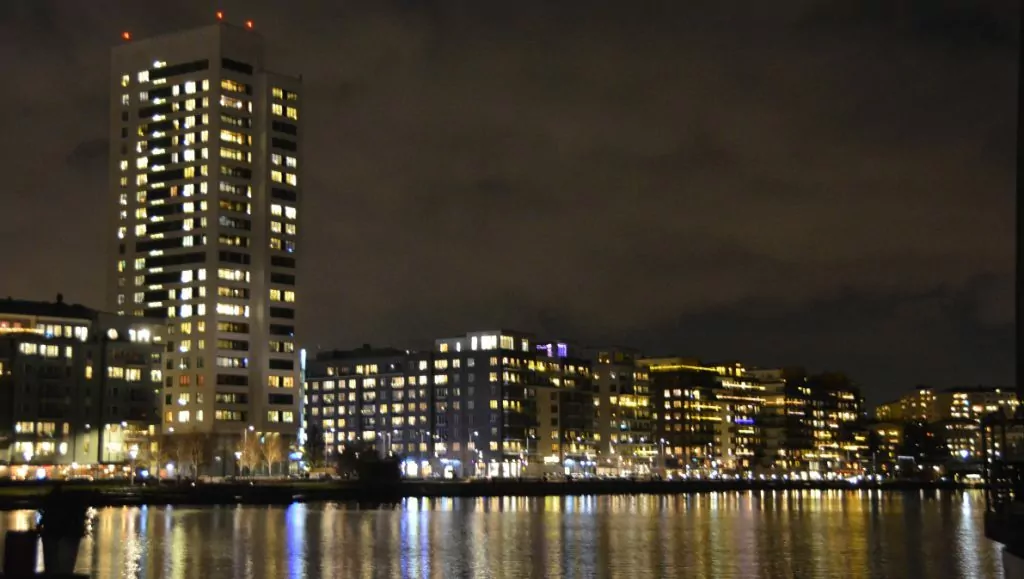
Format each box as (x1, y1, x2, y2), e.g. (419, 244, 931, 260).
(471, 430, 480, 478)
(243, 425, 254, 477)
(129, 445, 139, 485)
(523, 433, 535, 476)
(659, 438, 667, 478)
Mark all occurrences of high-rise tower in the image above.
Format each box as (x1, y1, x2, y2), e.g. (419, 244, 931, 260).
(108, 21, 302, 452)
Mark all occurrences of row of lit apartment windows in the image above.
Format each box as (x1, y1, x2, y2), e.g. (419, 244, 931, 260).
(269, 221, 298, 236)
(270, 204, 298, 220)
(326, 357, 585, 379)
(439, 334, 530, 354)
(270, 154, 298, 169)
(120, 75, 210, 93)
(18, 343, 72, 359)
(270, 103, 298, 120)
(308, 389, 429, 404)
(319, 402, 425, 417)
(14, 422, 69, 436)
(593, 371, 650, 381)
(106, 366, 162, 383)
(269, 290, 296, 302)
(164, 409, 294, 424)
(271, 87, 299, 102)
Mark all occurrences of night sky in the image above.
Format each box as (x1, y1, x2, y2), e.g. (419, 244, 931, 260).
(0, 1, 1016, 404)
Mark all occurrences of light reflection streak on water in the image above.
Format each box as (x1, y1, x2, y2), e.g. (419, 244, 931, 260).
(957, 492, 981, 579)
(286, 503, 306, 579)
(0, 491, 1008, 578)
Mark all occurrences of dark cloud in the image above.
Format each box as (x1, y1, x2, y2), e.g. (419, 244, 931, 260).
(0, 0, 1015, 403)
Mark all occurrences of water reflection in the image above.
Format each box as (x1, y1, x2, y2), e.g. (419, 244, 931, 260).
(0, 491, 1003, 578)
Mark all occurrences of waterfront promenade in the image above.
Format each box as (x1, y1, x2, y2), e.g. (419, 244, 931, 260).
(0, 478, 982, 510)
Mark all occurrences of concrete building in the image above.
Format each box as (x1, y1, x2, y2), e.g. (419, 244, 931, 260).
(431, 331, 596, 477)
(0, 297, 165, 476)
(641, 358, 733, 476)
(108, 20, 303, 454)
(303, 330, 601, 478)
(304, 346, 438, 475)
(590, 347, 653, 474)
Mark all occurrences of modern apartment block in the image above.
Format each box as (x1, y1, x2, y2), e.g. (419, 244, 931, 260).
(108, 20, 303, 452)
(0, 297, 165, 475)
(304, 346, 436, 474)
(590, 347, 654, 474)
(870, 385, 1019, 471)
(642, 358, 764, 476)
(303, 330, 601, 478)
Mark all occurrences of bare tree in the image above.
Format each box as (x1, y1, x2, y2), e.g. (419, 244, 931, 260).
(260, 433, 285, 476)
(183, 433, 211, 478)
(158, 434, 186, 478)
(239, 433, 261, 476)
(135, 435, 158, 474)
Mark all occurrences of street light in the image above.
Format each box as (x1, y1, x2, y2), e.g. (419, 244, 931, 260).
(129, 445, 139, 485)
(243, 425, 254, 477)
(658, 438, 667, 477)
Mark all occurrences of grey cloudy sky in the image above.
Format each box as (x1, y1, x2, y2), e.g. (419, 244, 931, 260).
(0, 0, 1016, 403)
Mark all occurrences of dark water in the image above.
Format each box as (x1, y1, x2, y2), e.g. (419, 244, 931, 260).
(0, 490, 1004, 578)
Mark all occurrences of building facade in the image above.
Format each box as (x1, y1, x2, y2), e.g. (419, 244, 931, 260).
(108, 21, 303, 453)
(590, 347, 653, 474)
(868, 385, 1019, 475)
(0, 297, 164, 477)
(303, 331, 601, 478)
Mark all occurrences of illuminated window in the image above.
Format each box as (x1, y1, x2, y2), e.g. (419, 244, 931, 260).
(272, 87, 284, 99)
(221, 79, 246, 93)
(285, 156, 297, 168)
(285, 173, 297, 186)
(220, 129, 244, 145)
(220, 95, 245, 110)
(286, 107, 298, 120)
(272, 103, 283, 116)
(270, 221, 282, 233)
(121, 74, 130, 87)
(220, 147, 244, 162)
(137, 70, 149, 83)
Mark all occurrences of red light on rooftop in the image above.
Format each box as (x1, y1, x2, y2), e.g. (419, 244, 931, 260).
(121, 31, 132, 41)
(216, 11, 224, 20)
(245, 20, 254, 29)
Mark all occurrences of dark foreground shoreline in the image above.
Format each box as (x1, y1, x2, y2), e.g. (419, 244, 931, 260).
(0, 479, 983, 511)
